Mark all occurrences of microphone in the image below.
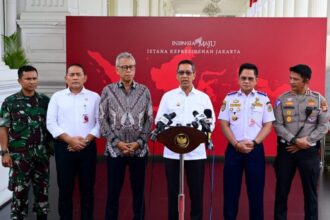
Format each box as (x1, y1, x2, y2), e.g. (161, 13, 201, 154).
(150, 112, 176, 141)
(204, 109, 214, 150)
(192, 110, 210, 132)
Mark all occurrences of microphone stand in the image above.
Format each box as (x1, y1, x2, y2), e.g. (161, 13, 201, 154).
(178, 154, 185, 220)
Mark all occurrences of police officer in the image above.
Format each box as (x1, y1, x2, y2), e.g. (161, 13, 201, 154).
(273, 64, 329, 220)
(0, 65, 51, 220)
(219, 63, 275, 220)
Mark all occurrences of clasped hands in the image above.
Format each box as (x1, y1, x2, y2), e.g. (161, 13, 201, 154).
(235, 140, 255, 154)
(286, 136, 312, 153)
(117, 141, 139, 156)
(67, 136, 90, 152)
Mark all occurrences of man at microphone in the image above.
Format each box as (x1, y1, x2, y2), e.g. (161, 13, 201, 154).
(155, 59, 215, 220)
(218, 63, 275, 220)
(273, 64, 329, 220)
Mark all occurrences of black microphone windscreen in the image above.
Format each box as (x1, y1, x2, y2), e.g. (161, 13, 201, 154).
(192, 111, 199, 117)
(169, 112, 176, 119)
(204, 109, 212, 118)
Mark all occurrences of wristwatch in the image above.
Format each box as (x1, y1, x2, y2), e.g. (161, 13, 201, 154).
(289, 137, 297, 145)
(0, 149, 9, 156)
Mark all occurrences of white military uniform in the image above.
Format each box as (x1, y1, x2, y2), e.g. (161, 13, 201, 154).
(219, 89, 275, 140)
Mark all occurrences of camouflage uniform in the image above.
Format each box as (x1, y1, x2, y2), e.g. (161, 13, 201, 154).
(273, 89, 329, 220)
(0, 90, 51, 220)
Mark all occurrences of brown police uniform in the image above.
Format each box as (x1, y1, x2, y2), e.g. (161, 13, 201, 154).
(273, 88, 329, 220)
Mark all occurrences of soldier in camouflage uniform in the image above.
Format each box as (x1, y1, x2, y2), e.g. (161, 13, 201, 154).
(0, 65, 52, 220)
(273, 64, 329, 220)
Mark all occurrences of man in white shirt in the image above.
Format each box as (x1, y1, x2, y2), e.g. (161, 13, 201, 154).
(155, 60, 215, 220)
(46, 64, 100, 220)
(218, 63, 275, 220)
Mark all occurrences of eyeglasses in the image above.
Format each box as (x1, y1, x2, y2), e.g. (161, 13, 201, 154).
(240, 76, 255, 81)
(118, 65, 136, 71)
(177, 70, 194, 76)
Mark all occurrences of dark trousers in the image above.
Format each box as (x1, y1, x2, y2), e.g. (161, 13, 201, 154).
(274, 142, 320, 220)
(54, 140, 97, 220)
(105, 155, 148, 220)
(223, 143, 265, 220)
(164, 158, 205, 220)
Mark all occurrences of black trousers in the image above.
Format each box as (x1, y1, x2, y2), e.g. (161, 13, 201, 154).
(105, 155, 148, 220)
(223, 143, 265, 220)
(274, 141, 320, 220)
(54, 140, 97, 220)
(164, 158, 205, 220)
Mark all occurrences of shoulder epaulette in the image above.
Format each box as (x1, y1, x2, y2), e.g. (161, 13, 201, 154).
(311, 91, 321, 96)
(227, 91, 237, 96)
(278, 91, 291, 98)
(257, 91, 267, 96)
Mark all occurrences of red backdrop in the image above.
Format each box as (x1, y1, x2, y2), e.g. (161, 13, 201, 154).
(66, 17, 327, 156)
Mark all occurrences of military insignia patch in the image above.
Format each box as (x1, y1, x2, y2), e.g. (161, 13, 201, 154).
(266, 102, 273, 112)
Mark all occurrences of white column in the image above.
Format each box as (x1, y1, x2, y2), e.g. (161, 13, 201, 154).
(268, 0, 275, 17)
(308, 0, 327, 17)
(5, 0, 17, 35)
(0, 1, 7, 71)
(117, 0, 133, 16)
(262, 0, 269, 17)
(137, 0, 149, 16)
(283, 0, 294, 17)
(275, 0, 284, 17)
(294, 0, 308, 17)
(150, 0, 159, 16)
(255, 0, 263, 17)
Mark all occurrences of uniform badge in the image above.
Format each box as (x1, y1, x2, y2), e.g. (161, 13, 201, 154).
(221, 101, 226, 111)
(275, 99, 281, 107)
(286, 110, 292, 115)
(249, 118, 256, 126)
(83, 114, 89, 123)
(286, 116, 292, 123)
(307, 99, 316, 107)
(266, 102, 273, 112)
(233, 99, 239, 103)
(252, 97, 263, 108)
(229, 108, 233, 112)
(232, 115, 238, 121)
(285, 101, 294, 106)
(236, 107, 240, 112)
(308, 116, 317, 123)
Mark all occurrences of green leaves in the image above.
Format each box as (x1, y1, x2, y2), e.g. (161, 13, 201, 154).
(2, 32, 29, 69)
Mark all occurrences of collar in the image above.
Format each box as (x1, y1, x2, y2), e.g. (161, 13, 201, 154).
(64, 87, 86, 95)
(177, 86, 196, 95)
(17, 90, 39, 99)
(237, 88, 256, 96)
(290, 88, 311, 96)
(117, 81, 137, 89)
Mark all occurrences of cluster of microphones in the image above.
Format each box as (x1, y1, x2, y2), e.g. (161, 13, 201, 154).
(150, 109, 214, 150)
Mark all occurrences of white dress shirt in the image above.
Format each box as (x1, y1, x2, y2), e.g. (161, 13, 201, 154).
(47, 87, 100, 139)
(218, 89, 275, 141)
(155, 87, 215, 160)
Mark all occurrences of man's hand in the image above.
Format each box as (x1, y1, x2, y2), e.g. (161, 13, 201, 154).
(117, 141, 131, 156)
(127, 142, 140, 155)
(1, 153, 12, 167)
(67, 136, 87, 152)
(235, 140, 254, 154)
(295, 137, 312, 149)
(286, 145, 301, 153)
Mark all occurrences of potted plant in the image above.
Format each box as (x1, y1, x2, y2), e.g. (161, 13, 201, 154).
(2, 31, 29, 68)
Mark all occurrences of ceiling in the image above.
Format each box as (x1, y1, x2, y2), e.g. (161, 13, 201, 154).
(169, 0, 249, 17)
